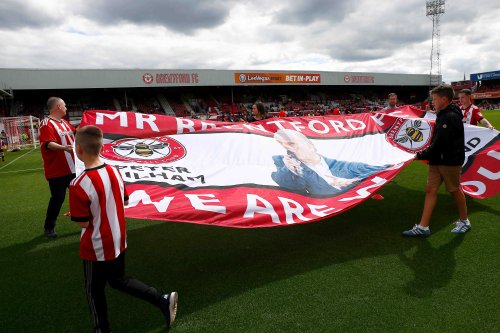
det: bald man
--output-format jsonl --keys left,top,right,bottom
{"left": 39, "top": 97, "right": 76, "bottom": 239}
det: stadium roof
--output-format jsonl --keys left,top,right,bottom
{"left": 0, "top": 68, "right": 437, "bottom": 90}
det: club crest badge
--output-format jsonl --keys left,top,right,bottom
{"left": 142, "top": 73, "right": 154, "bottom": 84}
{"left": 386, "top": 118, "right": 432, "bottom": 153}
{"left": 101, "top": 137, "right": 186, "bottom": 164}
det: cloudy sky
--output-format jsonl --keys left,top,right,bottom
{"left": 1, "top": 0, "right": 498, "bottom": 82}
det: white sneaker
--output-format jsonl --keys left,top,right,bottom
{"left": 451, "top": 220, "right": 471, "bottom": 234}
{"left": 160, "top": 292, "right": 178, "bottom": 329}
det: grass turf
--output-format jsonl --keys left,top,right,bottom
{"left": 0, "top": 111, "right": 499, "bottom": 332}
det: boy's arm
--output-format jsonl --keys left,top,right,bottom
{"left": 474, "top": 108, "right": 494, "bottom": 129}
{"left": 416, "top": 116, "right": 448, "bottom": 160}
{"left": 120, "top": 170, "right": 129, "bottom": 207}
{"left": 479, "top": 118, "right": 494, "bottom": 130}
{"left": 123, "top": 186, "right": 129, "bottom": 207}
{"left": 71, "top": 214, "right": 90, "bottom": 229}
{"left": 69, "top": 183, "right": 91, "bottom": 229}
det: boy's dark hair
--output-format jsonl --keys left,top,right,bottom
{"left": 388, "top": 92, "right": 397, "bottom": 98}
{"left": 76, "top": 125, "right": 103, "bottom": 155}
{"left": 459, "top": 88, "right": 472, "bottom": 95}
{"left": 47, "top": 97, "right": 61, "bottom": 111}
{"left": 430, "top": 84, "right": 455, "bottom": 102}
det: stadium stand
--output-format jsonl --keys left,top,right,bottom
{"left": 0, "top": 85, "right": 437, "bottom": 124}
{"left": 2, "top": 68, "right": 497, "bottom": 125}
{"left": 165, "top": 93, "right": 189, "bottom": 118}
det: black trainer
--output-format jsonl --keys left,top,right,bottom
{"left": 159, "top": 292, "right": 178, "bottom": 329}
{"left": 44, "top": 229, "right": 58, "bottom": 239}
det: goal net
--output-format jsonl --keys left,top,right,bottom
{"left": 0, "top": 116, "right": 40, "bottom": 151}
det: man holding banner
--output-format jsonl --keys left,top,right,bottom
{"left": 383, "top": 93, "right": 399, "bottom": 110}
{"left": 39, "top": 97, "right": 76, "bottom": 239}
{"left": 459, "top": 89, "right": 494, "bottom": 130}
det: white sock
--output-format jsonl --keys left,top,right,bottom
{"left": 418, "top": 225, "right": 429, "bottom": 230}
{"left": 460, "top": 219, "right": 470, "bottom": 225}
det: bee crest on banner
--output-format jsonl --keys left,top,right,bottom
{"left": 101, "top": 137, "right": 186, "bottom": 164}
{"left": 386, "top": 118, "right": 432, "bottom": 153}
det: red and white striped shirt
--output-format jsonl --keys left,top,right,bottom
{"left": 39, "top": 117, "right": 76, "bottom": 179}
{"left": 461, "top": 104, "right": 484, "bottom": 126}
{"left": 69, "top": 164, "right": 129, "bottom": 261}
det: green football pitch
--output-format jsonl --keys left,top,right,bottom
{"left": 0, "top": 111, "right": 499, "bottom": 332}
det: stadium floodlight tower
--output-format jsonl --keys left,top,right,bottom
{"left": 426, "top": 0, "right": 445, "bottom": 87}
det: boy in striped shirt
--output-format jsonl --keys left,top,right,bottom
{"left": 69, "top": 125, "right": 178, "bottom": 332}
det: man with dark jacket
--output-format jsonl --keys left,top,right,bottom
{"left": 403, "top": 84, "right": 470, "bottom": 237}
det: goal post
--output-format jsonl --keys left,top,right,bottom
{"left": 0, "top": 116, "right": 40, "bottom": 151}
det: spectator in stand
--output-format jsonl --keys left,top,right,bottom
{"left": 384, "top": 93, "right": 398, "bottom": 110}
{"left": 39, "top": 97, "right": 76, "bottom": 239}
{"left": 248, "top": 102, "right": 268, "bottom": 122}
{"left": 278, "top": 107, "right": 287, "bottom": 118}
{"left": 458, "top": 89, "right": 494, "bottom": 130}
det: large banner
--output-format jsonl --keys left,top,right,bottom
{"left": 79, "top": 107, "right": 499, "bottom": 228}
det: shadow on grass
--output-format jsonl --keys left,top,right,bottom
{"left": 398, "top": 235, "right": 465, "bottom": 298}
{"left": 0, "top": 186, "right": 496, "bottom": 332}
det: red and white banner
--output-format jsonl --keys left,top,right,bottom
{"left": 79, "top": 107, "right": 499, "bottom": 228}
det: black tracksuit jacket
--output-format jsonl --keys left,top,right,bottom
{"left": 416, "top": 103, "right": 465, "bottom": 166}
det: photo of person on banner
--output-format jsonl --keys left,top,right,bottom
{"left": 271, "top": 129, "right": 387, "bottom": 196}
